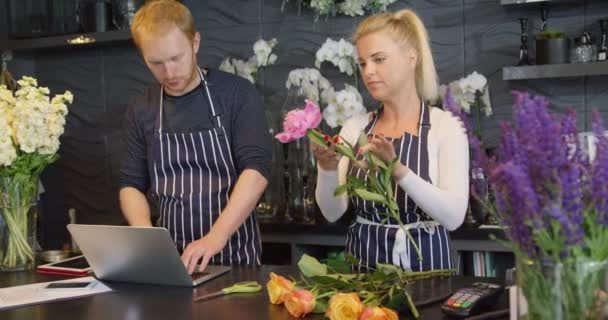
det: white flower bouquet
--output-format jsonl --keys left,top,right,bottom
{"left": 0, "top": 76, "right": 72, "bottom": 270}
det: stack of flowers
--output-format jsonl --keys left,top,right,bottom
{"left": 219, "top": 38, "right": 278, "bottom": 83}
{"left": 446, "top": 90, "right": 608, "bottom": 319}
{"left": 267, "top": 254, "right": 451, "bottom": 319}
{"left": 0, "top": 76, "right": 72, "bottom": 270}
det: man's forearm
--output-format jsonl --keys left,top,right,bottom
{"left": 120, "top": 187, "right": 153, "bottom": 227}
{"left": 208, "top": 169, "right": 268, "bottom": 241}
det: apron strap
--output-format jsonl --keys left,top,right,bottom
{"left": 158, "top": 66, "right": 223, "bottom": 134}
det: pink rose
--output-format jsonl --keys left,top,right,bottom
{"left": 284, "top": 289, "right": 316, "bottom": 318}
{"left": 275, "top": 99, "right": 322, "bottom": 143}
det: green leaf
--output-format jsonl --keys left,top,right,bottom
{"left": 307, "top": 129, "right": 326, "bottom": 147}
{"left": 347, "top": 176, "right": 366, "bottom": 189}
{"left": 334, "top": 184, "right": 349, "bottom": 197}
{"left": 376, "top": 263, "right": 401, "bottom": 275}
{"left": 354, "top": 189, "right": 387, "bottom": 204}
{"left": 309, "top": 276, "right": 350, "bottom": 290}
{"left": 312, "top": 298, "right": 328, "bottom": 314}
{"left": 335, "top": 144, "right": 357, "bottom": 162}
{"left": 369, "top": 154, "right": 388, "bottom": 170}
{"left": 298, "top": 254, "right": 328, "bottom": 277}
{"left": 358, "top": 131, "right": 369, "bottom": 147}
{"left": 327, "top": 259, "right": 352, "bottom": 274}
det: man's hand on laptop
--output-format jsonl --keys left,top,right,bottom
{"left": 181, "top": 232, "right": 229, "bottom": 274}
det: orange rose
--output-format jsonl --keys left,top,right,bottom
{"left": 284, "top": 289, "right": 316, "bottom": 318}
{"left": 359, "top": 307, "right": 399, "bottom": 320}
{"left": 267, "top": 272, "right": 295, "bottom": 304}
{"left": 326, "top": 292, "right": 365, "bottom": 320}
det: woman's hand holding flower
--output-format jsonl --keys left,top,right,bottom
{"left": 357, "top": 135, "right": 409, "bottom": 180}
{"left": 311, "top": 135, "right": 342, "bottom": 171}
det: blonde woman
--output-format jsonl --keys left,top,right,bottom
{"left": 313, "top": 10, "right": 469, "bottom": 271}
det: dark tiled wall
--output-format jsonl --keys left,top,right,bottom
{"left": 2, "top": 0, "right": 608, "bottom": 225}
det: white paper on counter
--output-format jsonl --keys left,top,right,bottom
{"left": 0, "top": 276, "right": 113, "bottom": 310}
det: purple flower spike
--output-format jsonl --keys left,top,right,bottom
{"left": 490, "top": 162, "right": 539, "bottom": 257}
{"left": 558, "top": 164, "right": 584, "bottom": 245}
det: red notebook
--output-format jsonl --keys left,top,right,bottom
{"left": 36, "top": 255, "right": 92, "bottom": 277}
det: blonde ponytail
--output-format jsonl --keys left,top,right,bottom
{"left": 353, "top": 9, "right": 439, "bottom": 104}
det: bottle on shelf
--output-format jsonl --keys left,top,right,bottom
{"left": 599, "top": 19, "right": 608, "bottom": 61}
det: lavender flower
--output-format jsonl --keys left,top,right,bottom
{"left": 591, "top": 109, "right": 608, "bottom": 224}
{"left": 490, "top": 162, "right": 539, "bottom": 256}
{"left": 511, "top": 91, "right": 565, "bottom": 193}
{"left": 558, "top": 164, "right": 584, "bottom": 245}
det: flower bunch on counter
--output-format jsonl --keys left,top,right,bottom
{"left": 267, "top": 254, "right": 452, "bottom": 319}
{"left": 219, "top": 38, "right": 278, "bottom": 83}
{"left": 447, "top": 90, "right": 608, "bottom": 319}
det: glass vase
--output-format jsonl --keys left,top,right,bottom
{"left": 256, "top": 106, "right": 286, "bottom": 223}
{"left": 280, "top": 86, "right": 318, "bottom": 225}
{"left": 0, "top": 176, "right": 39, "bottom": 271}
{"left": 517, "top": 258, "right": 608, "bottom": 320}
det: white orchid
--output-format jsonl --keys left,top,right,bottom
{"left": 309, "top": 0, "right": 334, "bottom": 16}
{"left": 219, "top": 38, "right": 278, "bottom": 83}
{"left": 322, "top": 84, "right": 365, "bottom": 128}
{"left": 253, "top": 38, "right": 278, "bottom": 67}
{"left": 441, "top": 71, "right": 492, "bottom": 116}
{"left": 338, "top": 0, "right": 366, "bottom": 16}
{"left": 315, "top": 38, "right": 357, "bottom": 76}
{"left": 282, "top": 0, "right": 396, "bottom": 18}
{"left": 285, "top": 68, "right": 335, "bottom": 105}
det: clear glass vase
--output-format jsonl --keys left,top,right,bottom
{"left": 280, "top": 86, "right": 319, "bottom": 225}
{"left": 256, "top": 107, "right": 286, "bottom": 223}
{"left": 0, "top": 176, "right": 38, "bottom": 271}
{"left": 517, "top": 258, "right": 608, "bottom": 320}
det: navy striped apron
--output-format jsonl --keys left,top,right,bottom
{"left": 150, "top": 67, "right": 261, "bottom": 265}
{"left": 346, "top": 102, "right": 452, "bottom": 271}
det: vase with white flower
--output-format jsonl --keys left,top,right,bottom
{"left": 441, "top": 71, "right": 493, "bottom": 226}
{"left": 0, "top": 76, "right": 72, "bottom": 271}
{"left": 451, "top": 91, "right": 608, "bottom": 319}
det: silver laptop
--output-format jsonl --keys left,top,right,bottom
{"left": 67, "top": 224, "right": 230, "bottom": 287}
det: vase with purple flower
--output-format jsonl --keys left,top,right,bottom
{"left": 453, "top": 91, "right": 608, "bottom": 319}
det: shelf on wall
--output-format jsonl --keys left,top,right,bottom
{"left": 0, "top": 29, "right": 133, "bottom": 52}
{"left": 502, "top": 61, "right": 608, "bottom": 80}
{"left": 500, "top": 0, "right": 551, "bottom": 5}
